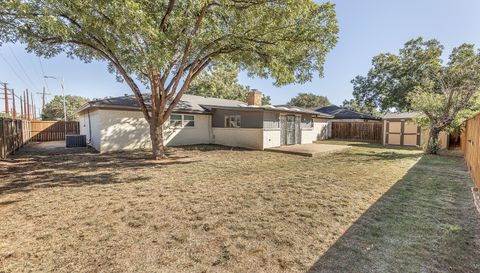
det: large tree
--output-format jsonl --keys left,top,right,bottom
{"left": 351, "top": 38, "right": 480, "bottom": 154}
{"left": 41, "top": 95, "right": 89, "bottom": 121}
{"left": 1, "top": 0, "right": 338, "bottom": 159}
{"left": 287, "top": 92, "right": 330, "bottom": 108}
{"left": 342, "top": 98, "right": 380, "bottom": 116}
{"left": 408, "top": 44, "right": 480, "bottom": 154}
{"left": 187, "top": 62, "right": 271, "bottom": 105}
{"left": 351, "top": 38, "right": 443, "bottom": 112}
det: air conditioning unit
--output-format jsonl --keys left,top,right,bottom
{"left": 66, "top": 134, "right": 87, "bottom": 148}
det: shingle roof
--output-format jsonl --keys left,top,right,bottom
{"left": 77, "top": 94, "right": 245, "bottom": 114}
{"left": 383, "top": 112, "right": 421, "bottom": 119}
{"left": 78, "top": 94, "right": 333, "bottom": 117}
{"left": 314, "top": 105, "right": 381, "bottom": 120}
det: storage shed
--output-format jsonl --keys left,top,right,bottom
{"left": 383, "top": 112, "right": 449, "bottom": 149}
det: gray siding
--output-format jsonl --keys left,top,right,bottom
{"left": 212, "top": 109, "right": 263, "bottom": 128}
{"left": 263, "top": 111, "right": 280, "bottom": 129}
{"left": 211, "top": 109, "right": 315, "bottom": 129}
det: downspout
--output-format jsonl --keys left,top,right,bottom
{"left": 209, "top": 114, "right": 214, "bottom": 144}
{"left": 87, "top": 110, "right": 92, "bottom": 145}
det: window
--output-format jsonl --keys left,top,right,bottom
{"left": 170, "top": 114, "right": 195, "bottom": 128}
{"left": 170, "top": 114, "right": 182, "bottom": 127}
{"left": 224, "top": 115, "right": 241, "bottom": 128}
{"left": 301, "top": 116, "right": 313, "bottom": 128}
{"left": 183, "top": 115, "right": 195, "bottom": 127}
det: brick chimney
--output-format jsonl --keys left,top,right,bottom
{"left": 247, "top": 89, "right": 262, "bottom": 106}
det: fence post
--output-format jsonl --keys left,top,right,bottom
{"left": 1, "top": 118, "right": 6, "bottom": 159}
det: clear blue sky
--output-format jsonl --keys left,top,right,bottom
{"left": 1, "top": 0, "right": 480, "bottom": 114}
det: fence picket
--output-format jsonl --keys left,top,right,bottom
{"left": 30, "top": 121, "right": 80, "bottom": 142}
{"left": 331, "top": 122, "right": 383, "bottom": 143}
{"left": 461, "top": 114, "right": 480, "bottom": 189}
{"left": 0, "top": 119, "right": 80, "bottom": 159}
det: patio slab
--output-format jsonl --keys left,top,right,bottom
{"left": 15, "top": 141, "right": 92, "bottom": 156}
{"left": 265, "top": 143, "right": 350, "bottom": 157}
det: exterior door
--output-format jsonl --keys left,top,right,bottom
{"left": 280, "top": 115, "right": 287, "bottom": 145}
{"left": 295, "top": 116, "right": 301, "bottom": 144}
{"left": 286, "top": 115, "right": 296, "bottom": 145}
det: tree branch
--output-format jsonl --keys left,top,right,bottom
{"left": 160, "top": 0, "right": 175, "bottom": 31}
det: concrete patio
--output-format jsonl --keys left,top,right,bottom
{"left": 14, "top": 141, "right": 92, "bottom": 156}
{"left": 265, "top": 143, "right": 350, "bottom": 157}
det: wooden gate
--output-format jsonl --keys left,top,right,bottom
{"left": 30, "top": 121, "right": 80, "bottom": 142}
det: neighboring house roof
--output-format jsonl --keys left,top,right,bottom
{"left": 314, "top": 105, "right": 381, "bottom": 120}
{"left": 78, "top": 94, "right": 333, "bottom": 117}
{"left": 383, "top": 112, "right": 421, "bottom": 119}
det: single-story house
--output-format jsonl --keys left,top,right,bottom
{"left": 313, "top": 105, "right": 381, "bottom": 138}
{"left": 383, "top": 112, "right": 448, "bottom": 149}
{"left": 77, "top": 90, "right": 333, "bottom": 153}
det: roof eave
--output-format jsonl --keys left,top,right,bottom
{"left": 77, "top": 104, "right": 210, "bottom": 115}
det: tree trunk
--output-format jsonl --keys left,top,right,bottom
{"left": 426, "top": 127, "right": 441, "bottom": 154}
{"left": 149, "top": 121, "right": 167, "bottom": 160}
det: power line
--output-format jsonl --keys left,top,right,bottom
{"left": 0, "top": 52, "right": 32, "bottom": 89}
{"left": 8, "top": 46, "right": 39, "bottom": 90}
{"left": 38, "top": 57, "right": 50, "bottom": 90}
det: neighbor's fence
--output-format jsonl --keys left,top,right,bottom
{"left": 30, "top": 121, "right": 80, "bottom": 142}
{"left": 331, "top": 122, "right": 383, "bottom": 143}
{"left": 461, "top": 113, "right": 480, "bottom": 189}
{"left": 0, "top": 118, "right": 31, "bottom": 159}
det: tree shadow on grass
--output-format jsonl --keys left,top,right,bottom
{"left": 317, "top": 140, "right": 422, "bottom": 151}
{"left": 344, "top": 151, "right": 422, "bottom": 162}
{"left": 308, "top": 155, "right": 480, "bottom": 273}
{"left": 0, "top": 145, "right": 229, "bottom": 196}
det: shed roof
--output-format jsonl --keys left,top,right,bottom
{"left": 314, "top": 105, "right": 381, "bottom": 120}
{"left": 383, "top": 112, "right": 421, "bottom": 119}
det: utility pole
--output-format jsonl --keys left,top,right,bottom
{"left": 23, "top": 90, "right": 26, "bottom": 119}
{"left": 44, "top": 76, "right": 67, "bottom": 135}
{"left": 4, "top": 83, "right": 9, "bottom": 117}
{"left": 26, "top": 89, "right": 30, "bottom": 120}
{"left": 31, "top": 91, "right": 35, "bottom": 120}
{"left": 12, "top": 89, "right": 16, "bottom": 119}
{"left": 36, "top": 87, "right": 51, "bottom": 117}
{"left": 20, "top": 95, "right": 23, "bottom": 119}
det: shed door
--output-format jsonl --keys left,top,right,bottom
{"left": 387, "top": 122, "right": 402, "bottom": 145}
{"left": 403, "top": 121, "right": 419, "bottom": 146}
{"left": 386, "top": 120, "right": 420, "bottom": 146}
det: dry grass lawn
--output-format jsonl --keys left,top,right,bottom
{"left": 0, "top": 141, "right": 478, "bottom": 272}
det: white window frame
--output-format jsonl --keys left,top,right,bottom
{"left": 169, "top": 114, "right": 195, "bottom": 128}
{"left": 224, "top": 115, "right": 241, "bottom": 128}
{"left": 301, "top": 116, "right": 313, "bottom": 128}
{"left": 182, "top": 114, "right": 195, "bottom": 127}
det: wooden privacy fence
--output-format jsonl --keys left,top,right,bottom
{"left": 461, "top": 113, "right": 480, "bottom": 189}
{"left": 0, "top": 118, "right": 31, "bottom": 159}
{"left": 30, "top": 121, "right": 80, "bottom": 142}
{"left": 331, "top": 122, "right": 383, "bottom": 143}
